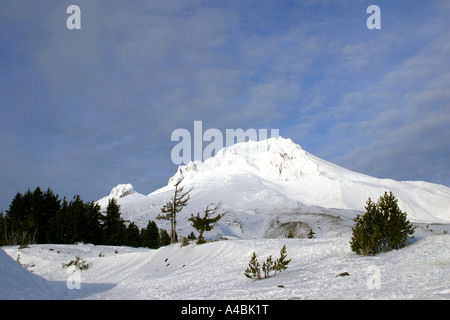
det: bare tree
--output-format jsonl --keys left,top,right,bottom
{"left": 158, "top": 178, "right": 193, "bottom": 244}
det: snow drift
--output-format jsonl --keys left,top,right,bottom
{"left": 2, "top": 233, "right": 449, "bottom": 299}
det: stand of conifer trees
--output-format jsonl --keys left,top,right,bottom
{"left": 0, "top": 187, "right": 170, "bottom": 249}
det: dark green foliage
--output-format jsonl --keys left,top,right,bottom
{"left": 0, "top": 210, "right": 6, "bottom": 246}
{"left": 3, "top": 187, "right": 60, "bottom": 246}
{"left": 158, "top": 228, "right": 171, "bottom": 247}
{"left": 68, "top": 198, "right": 103, "bottom": 245}
{"left": 140, "top": 221, "right": 174, "bottom": 249}
{"left": 244, "top": 251, "right": 261, "bottom": 280}
{"left": 32, "top": 187, "right": 61, "bottom": 243}
{"left": 47, "top": 197, "right": 70, "bottom": 244}
{"left": 350, "top": 191, "right": 415, "bottom": 255}
{"left": 262, "top": 255, "right": 274, "bottom": 279}
{"left": 141, "top": 220, "right": 160, "bottom": 249}
{"left": 275, "top": 244, "right": 292, "bottom": 275}
{"left": 1, "top": 185, "right": 225, "bottom": 249}
{"left": 187, "top": 231, "right": 196, "bottom": 240}
{"left": 61, "top": 196, "right": 103, "bottom": 244}
{"left": 103, "top": 198, "right": 126, "bottom": 246}
{"left": 81, "top": 201, "right": 104, "bottom": 244}
{"left": 124, "top": 222, "right": 141, "bottom": 247}
{"left": 188, "top": 202, "right": 224, "bottom": 244}
{"left": 2, "top": 186, "right": 137, "bottom": 247}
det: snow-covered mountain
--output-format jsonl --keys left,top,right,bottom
{"left": 99, "top": 137, "right": 450, "bottom": 239}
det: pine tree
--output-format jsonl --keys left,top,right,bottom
{"left": 141, "top": 220, "right": 160, "bottom": 249}
{"left": 103, "top": 198, "right": 126, "bottom": 246}
{"left": 307, "top": 229, "right": 316, "bottom": 239}
{"left": 244, "top": 245, "right": 291, "bottom": 280}
{"left": 158, "top": 228, "right": 171, "bottom": 247}
{"left": 124, "top": 222, "right": 141, "bottom": 247}
{"left": 0, "top": 210, "right": 6, "bottom": 246}
{"left": 159, "top": 178, "right": 192, "bottom": 244}
{"left": 66, "top": 195, "right": 91, "bottom": 243}
{"left": 377, "top": 191, "right": 415, "bottom": 250}
{"left": 187, "top": 231, "right": 196, "bottom": 241}
{"left": 82, "top": 201, "right": 103, "bottom": 245}
{"left": 350, "top": 198, "right": 379, "bottom": 255}
{"left": 274, "top": 244, "right": 292, "bottom": 276}
{"left": 47, "top": 197, "right": 70, "bottom": 244}
{"left": 244, "top": 252, "right": 261, "bottom": 280}
{"left": 350, "top": 192, "right": 415, "bottom": 255}
{"left": 4, "top": 187, "right": 60, "bottom": 245}
{"left": 188, "top": 202, "right": 225, "bottom": 244}
{"left": 262, "top": 255, "right": 274, "bottom": 279}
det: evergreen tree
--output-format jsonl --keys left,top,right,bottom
{"left": 4, "top": 187, "right": 60, "bottom": 245}
{"left": 46, "top": 196, "right": 103, "bottom": 245}
{"left": 82, "top": 200, "right": 103, "bottom": 244}
{"left": 158, "top": 228, "right": 171, "bottom": 247}
{"left": 5, "top": 190, "right": 37, "bottom": 245}
{"left": 0, "top": 210, "right": 6, "bottom": 246}
{"left": 262, "top": 255, "right": 274, "bottom": 279}
{"left": 244, "top": 252, "right": 261, "bottom": 280}
{"left": 124, "top": 222, "right": 141, "bottom": 247}
{"left": 188, "top": 202, "right": 225, "bottom": 244}
{"left": 244, "top": 245, "right": 291, "bottom": 280}
{"left": 350, "top": 191, "right": 415, "bottom": 255}
{"left": 274, "top": 244, "right": 292, "bottom": 276}
{"left": 67, "top": 195, "right": 89, "bottom": 243}
{"left": 35, "top": 187, "right": 61, "bottom": 243}
{"left": 103, "top": 198, "right": 126, "bottom": 246}
{"left": 47, "top": 197, "right": 70, "bottom": 244}
{"left": 187, "top": 231, "right": 196, "bottom": 241}
{"left": 350, "top": 198, "right": 379, "bottom": 255}
{"left": 141, "top": 220, "right": 159, "bottom": 249}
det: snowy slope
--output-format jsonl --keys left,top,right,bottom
{"left": 2, "top": 229, "right": 450, "bottom": 300}
{"left": 0, "top": 248, "right": 55, "bottom": 299}
{"left": 99, "top": 137, "right": 450, "bottom": 240}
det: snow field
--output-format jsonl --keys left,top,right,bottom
{"left": 2, "top": 231, "right": 449, "bottom": 300}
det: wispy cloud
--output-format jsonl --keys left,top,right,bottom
{"left": 0, "top": 0, "right": 448, "bottom": 210}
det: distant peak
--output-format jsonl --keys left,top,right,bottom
{"left": 97, "top": 183, "right": 135, "bottom": 209}
{"left": 108, "top": 183, "right": 135, "bottom": 198}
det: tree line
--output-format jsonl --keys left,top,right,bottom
{"left": 0, "top": 186, "right": 172, "bottom": 248}
{"left": 0, "top": 181, "right": 225, "bottom": 248}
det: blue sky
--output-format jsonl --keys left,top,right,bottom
{"left": 0, "top": 0, "right": 449, "bottom": 210}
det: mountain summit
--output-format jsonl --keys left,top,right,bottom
{"left": 170, "top": 137, "right": 365, "bottom": 183}
{"left": 101, "top": 137, "right": 450, "bottom": 239}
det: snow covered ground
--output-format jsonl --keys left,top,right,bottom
{"left": 1, "top": 225, "right": 449, "bottom": 300}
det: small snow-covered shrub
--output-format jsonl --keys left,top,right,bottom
{"left": 62, "top": 256, "right": 90, "bottom": 271}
